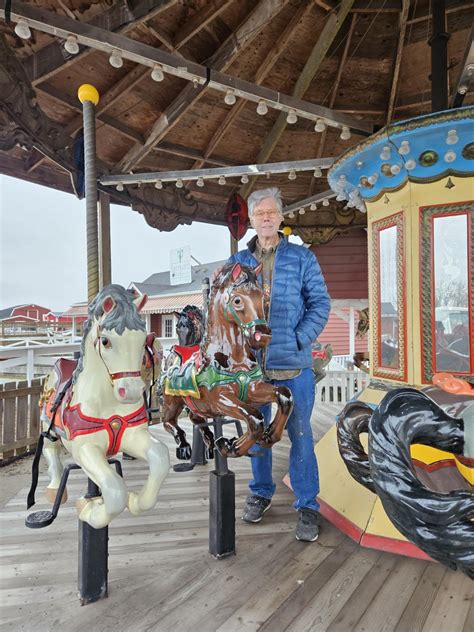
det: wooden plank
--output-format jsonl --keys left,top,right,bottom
{"left": 241, "top": 0, "right": 356, "bottom": 197}
{"left": 14, "top": 380, "right": 28, "bottom": 456}
{"left": 353, "top": 557, "right": 429, "bottom": 631}
{"left": 2, "top": 382, "right": 17, "bottom": 460}
{"left": 420, "top": 570, "right": 474, "bottom": 632}
{"left": 0, "top": 385, "right": 43, "bottom": 399}
{"left": 394, "top": 563, "right": 447, "bottom": 632}
{"left": 172, "top": 0, "right": 234, "bottom": 48}
{"left": 462, "top": 599, "right": 474, "bottom": 632}
{"left": 29, "top": 377, "right": 43, "bottom": 442}
{"left": 117, "top": 0, "right": 292, "bottom": 171}
{"left": 386, "top": 0, "right": 410, "bottom": 123}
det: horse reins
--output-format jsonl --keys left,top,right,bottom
{"left": 223, "top": 288, "right": 267, "bottom": 335}
{"left": 94, "top": 325, "right": 143, "bottom": 386}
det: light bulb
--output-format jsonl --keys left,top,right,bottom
{"left": 310, "top": 203, "right": 317, "bottom": 211}
{"left": 109, "top": 49, "right": 123, "bottom": 68}
{"left": 116, "top": 182, "right": 124, "bottom": 192}
{"left": 398, "top": 140, "right": 410, "bottom": 155}
{"left": 288, "top": 211, "right": 295, "bottom": 219}
{"left": 313, "top": 167, "right": 322, "bottom": 178}
{"left": 444, "top": 150, "right": 456, "bottom": 163}
{"left": 446, "top": 129, "right": 458, "bottom": 145}
{"left": 340, "top": 126, "right": 351, "bottom": 140}
{"left": 218, "top": 175, "right": 226, "bottom": 185}
{"left": 322, "top": 198, "right": 330, "bottom": 206}
{"left": 299, "top": 207, "right": 305, "bottom": 215}
{"left": 314, "top": 119, "right": 326, "bottom": 132}
{"left": 176, "top": 178, "right": 183, "bottom": 188}
{"left": 151, "top": 65, "right": 164, "bottom": 82}
{"left": 14, "top": 19, "right": 31, "bottom": 40}
{"left": 380, "top": 145, "right": 391, "bottom": 161}
{"left": 286, "top": 109, "right": 297, "bottom": 124}
{"left": 224, "top": 89, "right": 236, "bottom": 105}
{"left": 256, "top": 100, "right": 268, "bottom": 115}
{"left": 288, "top": 169, "right": 297, "bottom": 180}
{"left": 197, "top": 177, "right": 204, "bottom": 187}
{"left": 405, "top": 159, "right": 416, "bottom": 170}
{"left": 241, "top": 174, "right": 249, "bottom": 184}
{"left": 390, "top": 163, "right": 402, "bottom": 175}
{"left": 155, "top": 180, "right": 163, "bottom": 189}
{"left": 64, "top": 35, "right": 79, "bottom": 55}
{"left": 368, "top": 174, "right": 378, "bottom": 185}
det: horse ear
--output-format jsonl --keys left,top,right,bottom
{"left": 231, "top": 263, "right": 242, "bottom": 282}
{"left": 134, "top": 293, "right": 147, "bottom": 312}
{"left": 254, "top": 263, "right": 263, "bottom": 276}
{"left": 102, "top": 296, "right": 116, "bottom": 314}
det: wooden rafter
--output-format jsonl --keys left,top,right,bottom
{"left": 241, "top": 0, "right": 355, "bottom": 197}
{"left": 407, "top": 0, "right": 474, "bottom": 25}
{"left": 23, "top": 0, "right": 178, "bottom": 86}
{"left": 386, "top": 0, "right": 410, "bottom": 124}
{"left": 116, "top": 0, "right": 292, "bottom": 172}
{"left": 191, "top": 0, "right": 314, "bottom": 171}
{"left": 172, "top": 0, "right": 234, "bottom": 48}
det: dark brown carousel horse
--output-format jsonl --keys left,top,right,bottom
{"left": 161, "top": 263, "right": 293, "bottom": 458}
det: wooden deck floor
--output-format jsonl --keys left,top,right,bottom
{"left": 1, "top": 405, "right": 473, "bottom": 632}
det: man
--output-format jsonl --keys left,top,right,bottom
{"left": 228, "top": 187, "right": 331, "bottom": 542}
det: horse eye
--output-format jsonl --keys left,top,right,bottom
{"left": 101, "top": 336, "right": 111, "bottom": 348}
{"left": 233, "top": 296, "right": 242, "bottom": 305}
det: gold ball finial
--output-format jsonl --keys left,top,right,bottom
{"left": 78, "top": 84, "right": 100, "bottom": 106}
{"left": 282, "top": 226, "right": 292, "bottom": 236}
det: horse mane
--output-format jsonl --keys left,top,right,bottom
{"left": 72, "top": 285, "right": 146, "bottom": 384}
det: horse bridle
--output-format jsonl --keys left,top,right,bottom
{"left": 223, "top": 286, "right": 267, "bottom": 335}
{"left": 94, "top": 325, "right": 145, "bottom": 386}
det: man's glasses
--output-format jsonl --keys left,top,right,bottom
{"left": 253, "top": 209, "right": 280, "bottom": 219}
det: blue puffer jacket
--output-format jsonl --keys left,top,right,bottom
{"left": 229, "top": 235, "right": 331, "bottom": 370}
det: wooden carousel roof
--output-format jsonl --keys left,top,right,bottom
{"left": 0, "top": 0, "right": 473, "bottom": 240}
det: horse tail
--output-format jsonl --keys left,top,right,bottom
{"left": 369, "top": 387, "right": 474, "bottom": 578}
{"left": 337, "top": 401, "right": 376, "bottom": 493}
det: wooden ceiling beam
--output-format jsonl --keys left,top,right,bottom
{"left": 191, "top": 0, "right": 314, "bottom": 171}
{"left": 241, "top": 0, "right": 355, "bottom": 197}
{"left": 21, "top": 0, "right": 178, "bottom": 86}
{"left": 116, "top": 0, "right": 293, "bottom": 172}
{"left": 386, "top": 0, "right": 410, "bottom": 124}
{"left": 172, "top": 0, "right": 234, "bottom": 48}
{"left": 315, "top": 0, "right": 402, "bottom": 12}
{"left": 154, "top": 143, "right": 235, "bottom": 168}
{"left": 407, "top": 0, "right": 474, "bottom": 25}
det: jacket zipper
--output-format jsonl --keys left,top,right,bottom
{"left": 263, "top": 246, "right": 278, "bottom": 373}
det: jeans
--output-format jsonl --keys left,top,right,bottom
{"left": 248, "top": 367, "right": 320, "bottom": 511}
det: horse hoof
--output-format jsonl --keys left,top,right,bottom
{"left": 45, "top": 487, "right": 68, "bottom": 505}
{"left": 176, "top": 445, "right": 192, "bottom": 460}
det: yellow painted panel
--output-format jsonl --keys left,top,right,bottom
{"left": 410, "top": 443, "right": 456, "bottom": 464}
{"left": 365, "top": 496, "right": 409, "bottom": 541}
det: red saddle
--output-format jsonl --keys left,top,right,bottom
{"left": 172, "top": 344, "right": 202, "bottom": 371}
{"left": 53, "top": 358, "right": 77, "bottom": 395}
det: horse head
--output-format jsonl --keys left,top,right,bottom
{"left": 213, "top": 262, "right": 271, "bottom": 350}
{"left": 76, "top": 285, "right": 148, "bottom": 405}
{"left": 176, "top": 304, "right": 204, "bottom": 346}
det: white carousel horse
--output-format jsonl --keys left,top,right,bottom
{"left": 34, "top": 285, "right": 169, "bottom": 529}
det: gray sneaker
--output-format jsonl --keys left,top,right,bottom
{"left": 295, "top": 508, "right": 320, "bottom": 542}
{"left": 241, "top": 495, "right": 272, "bottom": 523}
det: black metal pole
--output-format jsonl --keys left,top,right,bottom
{"left": 209, "top": 417, "right": 235, "bottom": 558}
{"left": 78, "top": 479, "right": 108, "bottom": 605}
{"left": 429, "top": 0, "right": 449, "bottom": 112}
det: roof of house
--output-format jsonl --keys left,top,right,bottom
{"left": 141, "top": 292, "right": 204, "bottom": 315}
{"left": 0, "top": 306, "right": 23, "bottom": 321}
{"left": 132, "top": 260, "right": 226, "bottom": 298}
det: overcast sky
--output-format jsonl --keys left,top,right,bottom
{"left": 0, "top": 175, "right": 236, "bottom": 311}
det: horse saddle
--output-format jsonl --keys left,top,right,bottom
{"left": 164, "top": 348, "right": 202, "bottom": 398}
{"left": 46, "top": 358, "right": 77, "bottom": 415}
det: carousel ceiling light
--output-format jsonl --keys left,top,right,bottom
{"left": 314, "top": 119, "right": 326, "bottom": 133}
{"left": 398, "top": 140, "right": 410, "bottom": 155}
{"left": 322, "top": 198, "right": 330, "bottom": 206}
{"left": 176, "top": 178, "right": 183, "bottom": 188}
{"left": 256, "top": 100, "right": 268, "bottom": 115}
{"left": 14, "top": 19, "right": 31, "bottom": 40}
{"left": 286, "top": 109, "right": 297, "bottom": 124}
{"left": 218, "top": 175, "right": 226, "bottom": 185}
{"left": 116, "top": 182, "right": 124, "bottom": 192}
{"left": 390, "top": 163, "right": 402, "bottom": 175}
{"left": 240, "top": 174, "right": 249, "bottom": 184}
{"left": 155, "top": 180, "right": 163, "bottom": 189}
{"left": 405, "top": 159, "right": 416, "bottom": 170}
{"left": 446, "top": 129, "right": 459, "bottom": 145}
{"left": 298, "top": 207, "right": 305, "bottom": 215}
{"left": 444, "top": 150, "right": 457, "bottom": 162}
{"left": 224, "top": 89, "right": 236, "bottom": 105}
{"left": 109, "top": 49, "right": 123, "bottom": 68}
{"left": 288, "top": 211, "right": 295, "bottom": 218}
{"left": 380, "top": 146, "right": 391, "bottom": 161}
{"left": 64, "top": 35, "right": 80, "bottom": 55}
{"left": 368, "top": 173, "right": 378, "bottom": 185}
{"left": 288, "top": 169, "right": 297, "bottom": 180}
{"left": 313, "top": 167, "right": 322, "bottom": 178}
{"left": 151, "top": 65, "right": 164, "bottom": 82}
{"left": 196, "top": 177, "right": 204, "bottom": 187}
{"left": 310, "top": 203, "right": 317, "bottom": 211}
{"left": 340, "top": 126, "right": 351, "bottom": 140}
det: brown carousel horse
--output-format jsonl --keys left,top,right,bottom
{"left": 161, "top": 263, "right": 293, "bottom": 458}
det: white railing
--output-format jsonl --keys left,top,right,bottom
{"left": 316, "top": 370, "right": 369, "bottom": 404}
{"left": 0, "top": 342, "right": 81, "bottom": 384}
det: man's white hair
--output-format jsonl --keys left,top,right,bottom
{"left": 247, "top": 187, "right": 283, "bottom": 217}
